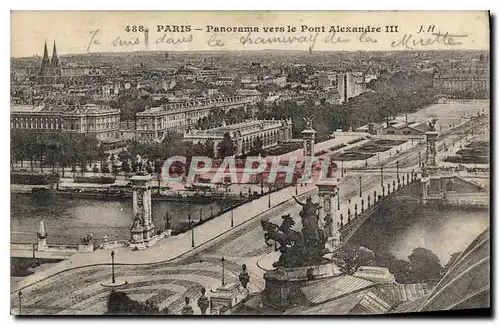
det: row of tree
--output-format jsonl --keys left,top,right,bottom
{"left": 10, "top": 131, "right": 106, "bottom": 175}
{"left": 257, "top": 70, "right": 438, "bottom": 140}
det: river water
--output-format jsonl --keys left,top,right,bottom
{"left": 10, "top": 194, "right": 221, "bottom": 245}
{"left": 348, "top": 201, "right": 490, "bottom": 265}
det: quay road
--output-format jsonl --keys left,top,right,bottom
{"left": 10, "top": 118, "right": 486, "bottom": 315}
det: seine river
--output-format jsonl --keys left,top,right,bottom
{"left": 10, "top": 194, "right": 221, "bottom": 245}
{"left": 349, "top": 201, "right": 490, "bottom": 265}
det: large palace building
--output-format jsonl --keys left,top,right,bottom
{"left": 183, "top": 119, "right": 293, "bottom": 156}
{"left": 135, "top": 95, "right": 260, "bottom": 142}
{"left": 433, "top": 67, "right": 489, "bottom": 95}
{"left": 10, "top": 103, "right": 121, "bottom": 141}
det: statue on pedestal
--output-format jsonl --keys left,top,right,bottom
{"left": 135, "top": 154, "right": 147, "bottom": 175}
{"left": 303, "top": 115, "right": 315, "bottom": 129}
{"left": 197, "top": 287, "right": 209, "bottom": 315}
{"left": 80, "top": 233, "right": 93, "bottom": 245}
{"left": 428, "top": 116, "right": 438, "bottom": 131}
{"left": 294, "top": 196, "right": 322, "bottom": 236}
{"left": 130, "top": 213, "right": 145, "bottom": 244}
{"left": 181, "top": 297, "right": 194, "bottom": 315}
{"left": 239, "top": 264, "right": 250, "bottom": 289}
{"left": 260, "top": 197, "right": 328, "bottom": 268}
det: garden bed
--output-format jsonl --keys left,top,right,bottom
{"left": 330, "top": 151, "right": 375, "bottom": 161}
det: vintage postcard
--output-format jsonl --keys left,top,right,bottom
{"left": 10, "top": 11, "right": 490, "bottom": 316}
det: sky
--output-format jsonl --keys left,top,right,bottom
{"left": 11, "top": 11, "right": 489, "bottom": 57}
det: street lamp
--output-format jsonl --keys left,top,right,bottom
{"left": 418, "top": 151, "right": 421, "bottom": 167}
{"left": 188, "top": 214, "right": 194, "bottom": 248}
{"left": 32, "top": 243, "right": 36, "bottom": 260}
{"left": 359, "top": 176, "right": 362, "bottom": 197}
{"left": 231, "top": 208, "right": 234, "bottom": 227}
{"left": 337, "top": 189, "right": 340, "bottom": 210}
{"left": 396, "top": 160, "right": 400, "bottom": 180}
{"left": 380, "top": 166, "right": 384, "bottom": 187}
{"left": 268, "top": 185, "right": 272, "bottom": 208}
{"left": 18, "top": 291, "right": 22, "bottom": 315}
{"left": 221, "top": 256, "right": 226, "bottom": 286}
{"left": 111, "top": 250, "right": 115, "bottom": 284}
{"left": 341, "top": 160, "right": 344, "bottom": 177}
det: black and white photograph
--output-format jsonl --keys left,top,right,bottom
{"left": 9, "top": 10, "right": 490, "bottom": 316}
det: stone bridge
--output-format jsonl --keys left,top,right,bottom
{"left": 339, "top": 173, "right": 421, "bottom": 245}
{"left": 338, "top": 171, "right": 489, "bottom": 245}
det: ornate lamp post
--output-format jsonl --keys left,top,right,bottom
{"left": 18, "top": 291, "right": 22, "bottom": 315}
{"left": 111, "top": 250, "right": 116, "bottom": 284}
{"left": 188, "top": 214, "right": 194, "bottom": 248}
{"left": 221, "top": 256, "right": 226, "bottom": 286}
{"left": 359, "top": 176, "right": 362, "bottom": 197}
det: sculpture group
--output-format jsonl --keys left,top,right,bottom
{"left": 261, "top": 196, "right": 330, "bottom": 268}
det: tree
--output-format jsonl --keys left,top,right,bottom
{"left": 333, "top": 245, "right": 376, "bottom": 275}
{"left": 407, "top": 247, "right": 444, "bottom": 283}
{"left": 250, "top": 136, "right": 263, "bottom": 155}
{"left": 217, "top": 132, "right": 236, "bottom": 158}
{"left": 106, "top": 290, "right": 168, "bottom": 315}
{"left": 389, "top": 259, "right": 411, "bottom": 284}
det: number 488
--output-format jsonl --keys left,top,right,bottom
{"left": 125, "top": 25, "right": 145, "bottom": 32}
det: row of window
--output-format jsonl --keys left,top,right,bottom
{"left": 11, "top": 119, "right": 119, "bottom": 131}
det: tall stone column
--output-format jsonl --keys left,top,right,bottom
{"left": 129, "top": 174, "right": 156, "bottom": 250}
{"left": 421, "top": 119, "right": 441, "bottom": 206}
{"left": 316, "top": 181, "right": 340, "bottom": 252}
{"left": 425, "top": 130, "right": 439, "bottom": 171}
{"left": 301, "top": 116, "right": 316, "bottom": 157}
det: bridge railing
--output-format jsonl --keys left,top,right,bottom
{"left": 339, "top": 172, "right": 421, "bottom": 242}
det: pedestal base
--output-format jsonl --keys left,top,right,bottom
{"left": 210, "top": 282, "right": 249, "bottom": 315}
{"left": 325, "top": 234, "right": 341, "bottom": 253}
{"left": 262, "top": 262, "right": 342, "bottom": 309}
{"left": 129, "top": 234, "right": 161, "bottom": 250}
{"left": 101, "top": 280, "right": 128, "bottom": 288}
{"left": 37, "top": 239, "right": 48, "bottom": 252}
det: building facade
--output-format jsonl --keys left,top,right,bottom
{"left": 135, "top": 95, "right": 260, "bottom": 142}
{"left": 11, "top": 103, "right": 121, "bottom": 141}
{"left": 183, "top": 119, "right": 293, "bottom": 156}
{"left": 433, "top": 67, "right": 489, "bottom": 95}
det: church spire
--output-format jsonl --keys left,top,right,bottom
{"left": 51, "top": 40, "right": 59, "bottom": 68}
{"left": 40, "top": 40, "right": 50, "bottom": 71}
